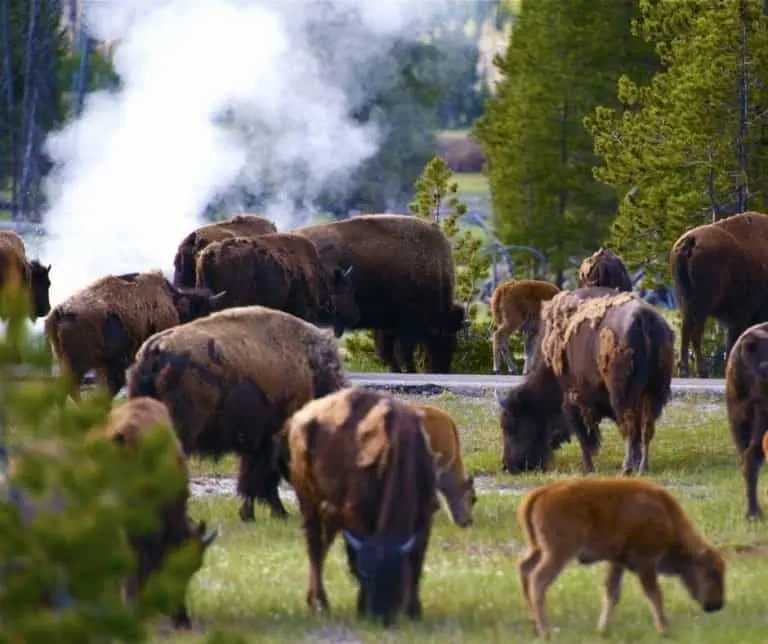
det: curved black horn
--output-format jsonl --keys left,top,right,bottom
{"left": 202, "top": 527, "right": 219, "bottom": 548}
{"left": 399, "top": 534, "right": 417, "bottom": 554}
{"left": 343, "top": 530, "right": 364, "bottom": 551}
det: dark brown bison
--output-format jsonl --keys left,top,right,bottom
{"left": 490, "top": 279, "right": 560, "bottom": 375}
{"left": 286, "top": 387, "right": 438, "bottom": 625}
{"left": 0, "top": 230, "right": 52, "bottom": 319}
{"left": 724, "top": 321, "right": 768, "bottom": 519}
{"left": 126, "top": 305, "right": 348, "bottom": 523}
{"left": 577, "top": 248, "right": 633, "bottom": 292}
{"left": 670, "top": 211, "right": 768, "bottom": 377}
{"left": 295, "top": 214, "right": 466, "bottom": 372}
{"left": 45, "top": 271, "right": 226, "bottom": 401}
{"left": 195, "top": 233, "right": 359, "bottom": 334}
{"left": 497, "top": 287, "right": 674, "bottom": 475}
{"left": 172, "top": 214, "right": 276, "bottom": 288}
{"left": 518, "top": 478, "right": 725, "bottom": 637}
{"left": 102, "top": 397, "right": 218, "bottom": 628}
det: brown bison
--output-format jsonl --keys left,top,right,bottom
{"left": 45, "top": 271, "right": 227, "bottom": 401}
{"left": 296, "top": 214, "right": 466, "bottom": 373}
{"left": 577, "top": 248, "right": 633, "bottom": 292}
{"left": 172, "top": 214, "right": 277, "bottom": 288}
{"left": 126, "top": 305, "right": 348, "bottom": 522}
{"left": 497, "top": 287, "right": 675, "bottom": 475}
{"left": 724, "top": 321, "right": 768, "bottom": 519}
{"left": 195, "top": 233, "right": 359, "bottom": 335}
{"left": 0, "top": 230, "right": 52, "bottom": 320}
{"left": 286, "top": 387, "right": 438, "bottom": 625}
{"left": 670, "top": 211, "right": 768, "bottom": 377}
{"left": 490, "top": 279, "right": 560, "bottom": 375}
{"left": 102, "top": 397, "right": 218, "bottom": 628}
{"left": 517, "top": 478, "right": 726, "bottom": 637}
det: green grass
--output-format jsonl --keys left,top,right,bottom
{"left": 453, "top": 172, "right": 489, "bottom": 195}
{"left": 156, "top": 393, "right": 768, "bottom": 642}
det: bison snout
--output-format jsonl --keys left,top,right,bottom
{"left": 703, "top": 600, "right": 723, "bottom": 613}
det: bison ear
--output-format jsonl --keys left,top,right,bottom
{"left": 45, "top": 264, "right": 51, "bottom": 273}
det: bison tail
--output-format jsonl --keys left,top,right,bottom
{"left": 670, "top": 235, "right": 695, "bottom": 305}
{"left": 517, "top": 485, "right": 547, "bottom": 550}
{"left": 617, "top": 308, "right": 653, "bottom": 414}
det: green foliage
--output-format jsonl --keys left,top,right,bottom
{"left": 587, "top": 0, "right": 768, "bottom": 285}
{"left": 474, "top": 0, "right": 658, "bottom": 278}
{"left": 0, "top": 290, "right": 203, "bottom": 641}
{"left": 409, "top": 156, "right": 491, "bottom": 317}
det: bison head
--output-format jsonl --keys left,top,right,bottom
{"left": 436, "top": 468, "right": 476, "bottom": 528}
{"left": 343, "top": 529, "right": 420, "bottom": 626}
{"left": 168, "top": 284, "right": 228, "bottom": 322}
{"left": 29, "top": 261, "right": 51, "bottom": 320}
{"left": 497, "top": 382, "right": 568, "bottom": 474}
{"left": 672, "top": 546, "right": 726, "bottom": 615}
{"left": 331, "top": 264, "right": 359, "bottom": 336}
{"left": 740, "top": 333, "right": 768, "bottom": 382}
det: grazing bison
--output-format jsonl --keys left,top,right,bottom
{"left": 577, "top": 248, "right": 633, "bottom": 292}
{"left": 126, "top": 305, "right": 348, "bottom": 522}
{"left": 195, "top": 233, "right": 359, "bottom": 334}
{"left": 0, "top": 230, "right": 52, "bottom": 319}
{"left": 102, "top": 397, "right": 218, "bottom": 628}
{"left": 296, "top": 214, "right": 465, "bottom": 372}
{"left": 670, "top": 210, "right": 768, "bottom": 377}
{"left": 286, "top": 387, "right": 438, "bottom": 625}
{"left": 45, "top": 271, "right": 226, "bottom": 401}
{"left": 517, "top": 478, "right": 725, "bottom": 637}
{"left": 724, "top": 321, "right": 768, "bottom": 519}
{"left": 407, "top": 402, "right": 476, "bottom": 527}
{"left": 498, "top": 287, "right": 675, "bottom": 475}
{"left": 490, "top": 279, "right": 560, "bottom": 375}
{"left": 172, "top": 214, "right": 277, "bottom": 288}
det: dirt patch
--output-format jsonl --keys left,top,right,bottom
{"left": 304, "top": 625, "right": 362, "bottom": 644}
{"left": 731, "top": 544, "right": 768, "bottom": 557}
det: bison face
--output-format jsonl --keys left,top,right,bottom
{"left": 172, "top": 236, "right": 198, "bottom": 288}
{"left": 499, "top": 388, "right": 556, "bottom": 474}
{"left": 29, "top": 261, "right": 51, "bottom": 319}
{"left": 677, "top": 548, "right": 725, "bottom": 614}
{"left": 171, "top": 286, "right": 228, "bottom": 322}
{"left": 331, "top": 265, "right": 359, "bottom": 334}
{"left": 435, "top": 468, "right": 475, "bottom": 528}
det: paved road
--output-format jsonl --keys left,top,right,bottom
{"left": 347, "top": 372, "right": 726, "bottom": 397}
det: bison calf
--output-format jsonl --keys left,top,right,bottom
{"left": 518, "top": 478, "right": 725, "bottom": 637}
{"left": 287, "top": 387, "right": 439, "bottom": 626}
{"left": 725, "top": 321, "right": 768, "bottom": 519}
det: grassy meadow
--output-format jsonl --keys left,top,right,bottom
{"left": 160, "top": 392, "right": 768, "bottom": 643}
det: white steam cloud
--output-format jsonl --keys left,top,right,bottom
{"left": 41, "top": 0, "right": 456, "bottom": 309}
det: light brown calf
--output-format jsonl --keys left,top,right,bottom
{"left": 517, "top": 478, "right": 725, "bottom": 636}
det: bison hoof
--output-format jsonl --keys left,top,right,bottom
{"left": 238, "top": 505, "right": 255, "bottom": 522}
{"left": 746, "top": 509, "right": 764, "bottom": 521}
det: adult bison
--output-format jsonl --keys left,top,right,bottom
{"left": 0, "top": 230, "right": 52, "bottom": 320}
{"left": 295, "top": 214, "right": 465, "bottom": 373}
{"left": 670, "top": 211, "right": 768, "bottom": 377}
{"left": 172, "top": 214, "right": 276, "bottom": 288}
{"left": 577, "top": 248, "right": 632, "bottom": 292}
{"left": 497, "top": 287, "right": 674, "bottom": 475}
{"left": 126, "top": 305, "right": 348, "bottom": 523}
{"left": 195, "top": 233, "right": 358, "bottom": 334}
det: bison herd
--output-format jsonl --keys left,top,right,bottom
{"left": 10, "top": 209, "right": 768, "bottom": 633}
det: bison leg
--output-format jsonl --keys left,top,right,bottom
{"left": 518, "top": 547, "right": 542, "bottom": 620}
{"left": 405, "top": 525, "right": 432, "bottom": 620}
{"left": 678, "top": 311, "right": 708, "bottom": 378}
{"left": 492, "top": 325, "right": 516, "bottom": 374}
{"left": 743, "top": 439, "right": 766, "bottom": 520}
{"left": 562, "top": 403, "right": 596, "bottom": 474}
{"left": 620, "top": 411, "right": 642, "bottom": 476}
{"left": 236, "top": 454, "right": 288, "bottom": 522}
{"left": 527, "top": 551, "right": 569, "bottom": 636}
{"left": 636, "top": 564, "right": 668, "bottom": 635}
{"left": 638, "top": 405, "right": 656, "bottom": 474}
{"left": 396, "top": 336, "right": 418, "bottom": 373}
{"left": 373, "top": 330, "right": 401, "bottom": 373}
{"left": 597, "top": 562, "right": 625, "bottom": 635}
{"left": 303, "top": 513, "right": 335, "bottom": 613}
{"left": 521, "top": 329, "right": 538, "bottom": 375}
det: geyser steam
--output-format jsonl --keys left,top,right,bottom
{"left": 42, "top": 0, "right": 454, "bottom": 307}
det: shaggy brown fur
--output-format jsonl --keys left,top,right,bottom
{"left": 0, "top": 231, "right": 52, "bottom": 320}
{"left": 126, "top": 304, "right": 348, "bottom": 523}
{"left": 517, "top": 478, "right": 726, "bottom": 636}
{"left": 103, "top": 397, "right": 217, "bottom": 629}
{"left": 407, "top": 402, "right": 476, "bottom": 527}
{"left": 725, "top": 321, "right": 768, "bottom": 519}
{"left": 577, "top": 248, "right": 633, "bottom": 292}
{"left": 286, "top": 387, "right": 438, "bottom": 625}
{"left": 499, "top": 287, "right": 675, "bottom": 475}
{"left": 172, "top": 214, "right": 277, "bottom": 288}
{"left": 490, "top": 279, "right": 560, "bottom": 375}
{"left": 670, "top": 211, "right": 768, "bottom": 377}
{"left": 195, "top": 233, "right": 359, "bottom": 334}
{"left": 45, "top": 271, "right": 226, "bottom": 401}
{"left": 296, "top": 214, "right": 465, "bottom": 373}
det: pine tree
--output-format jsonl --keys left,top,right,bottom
{"left": 586, "top": 0, "right": 768, "bottom": 284}
{"left": 474, "top": 0, "right": 657, "bottom": 283}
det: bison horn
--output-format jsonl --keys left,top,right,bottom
{"left": 342, "top": 529, "right": 364, "bottom": 552}
{"left": 342, "top": 265, "right": 353, "bottom": 278}
{"left": 399, "top": 534, "right": 417, "bottom": 554}
{"left": 201, "top": 527, "right": 219, "bottom": 548}
{"left": 209, "top": 291, "right": 227, "bottom": 306}
{"left": 493, "top": 388, "right": 505, "bottom": 407}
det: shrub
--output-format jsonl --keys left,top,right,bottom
{"left": 0, "top": 289, "right": 207, "bottom": 641}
